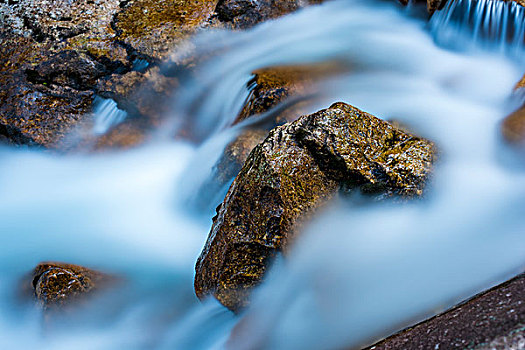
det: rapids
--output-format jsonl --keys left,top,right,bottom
{"left": 0, "top": 0, "right": 523, "bottom": 349}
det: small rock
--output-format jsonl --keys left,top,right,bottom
{"left": 195, "top": 102, "right": 436, "bottom": 311}
{"left": 30, "top": 262, "right": 114, "bottom": 309}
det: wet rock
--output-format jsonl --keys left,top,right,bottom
{"left": 0, "top": 34, "right": 94, "bottom": 147}
{"left": 215, "top": 129, "right": 269, "bottom": 185}
{"left": 25, "top": 50, "right": 107, "bottom": 91}
{"left": 195, "top": 102, "right": 436, "bottom": 311}
{"left": 501, "top": 105, "right": 525, "bottom": 147}
{"left": 501, "top": 74, "right": 525, "bottom": 147}
{"left": 216, "top": 0, "right": 323, "bottom": 29}
{"left": 365, "top": 272, "right": 525, "bottom": 350}
{"left": 113, "top": 0, "right": 219, "bottom": 61}
{"left": 93, "top": 117, "right": 152, "bottom": 150}
{"left": 30, "top": 262, "right": 113, "bottom": 309}
{"left": 235, "top": 62, "right": 344, "bottom": 126}
{"left": 0, "top": 0, "right": 129, "bottom": 147}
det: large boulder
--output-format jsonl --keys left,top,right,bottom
{"left": 195, "top": 102, "right": 437, "bottom": 311}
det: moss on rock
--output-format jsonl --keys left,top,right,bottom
{"left": 195, "top": 102, "right": 437, "bottom": 311}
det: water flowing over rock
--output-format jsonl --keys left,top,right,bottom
{"left": 195, "top": 102, "right": 437, "bottom": 311}
{"left": 234, "top": 63, "right": 343, "bottom": 126}
{"left": 501, "top": 74, "right": 525, "bottom": 147}
{"left": 29, "top": 262, "right": 114, "bottom": 310}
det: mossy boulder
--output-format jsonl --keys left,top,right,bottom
{"left": 30, "top": 262, "right": 114, "bottom": 310}
{"left": 195, "top": 102, "right": 437, "bottom": 311}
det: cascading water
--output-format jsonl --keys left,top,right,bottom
{"left": 430, "top": 0, "right": 525, "bottom": 59}
{"left": 0, "top": 0, "right": 523, "bottom": 349}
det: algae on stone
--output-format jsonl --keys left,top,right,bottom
{"left": 195, "top": 102, "right": 437, "bottom": 311}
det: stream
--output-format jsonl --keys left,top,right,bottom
{"left": 0, "top": 0, "right": 524, "bottom": 349}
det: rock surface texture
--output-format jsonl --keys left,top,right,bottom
{"left": 501, "top": 74, "right": 525, "bottom": 147}
{"left": 365, "top": 272, "right": 525, "bottom": 350}
{"left": 0, "top": 0, "right": 325, "bottom": 149}
{"left": 195, "top": 102, "right": 437, "bottom": 311}
{"left": 31, "top": 262, "right": 113, "bottom": 310}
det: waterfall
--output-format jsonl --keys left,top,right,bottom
{"left": 92, "top": 97, "right": 127, "bottom": 135}
{"left": 430, "top": 0, "right": 525, "bottom": 60}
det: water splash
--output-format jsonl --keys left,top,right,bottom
{"left": 92, "top": 97, "right": 127, "bottom": 135}
{"left": 430, "top": 0, "right": 525, "bottom": 60}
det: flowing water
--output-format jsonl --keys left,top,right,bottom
{"left": 0, "top": 0, "right": 524, "bottom": 349}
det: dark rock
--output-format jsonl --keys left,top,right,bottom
{"left": 30, "top": 262, "right": 114, "bottom": 310}
{"left": 364, "top": 272, "right": 525, "bottom": 350}
{"left": 195, "top": 102, "right": 436, "bottom": 311}
{"left": 25, "top": 50, "right": 107, "bottom": 91}
{"left": 214, "top": 129, "right": 269, "bottom": 186}
{"left": 215, "top": 0, "right": 324, "bottom": 29}
{"left": 0, "top": 33, "right": 94, "bottom": 147}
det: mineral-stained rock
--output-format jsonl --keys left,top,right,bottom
{"left": 195, "top": 102, "right": 436, "bottom": 311}
{"left": 0, "top": 0, "right": 128, "bottom": 147}
{"left": 0, "top": 34, "right": 95, "bottom": 147}
{"left": 31, "top": 262, "right": 113, "bottom": 309}
{"left": 501, "top": 105, "right": 525, "bottom": 147}
{"left": 215, "top": 129, "right": 269, "bottom": 185}
{"left": 114, "top": 0, "right": 219, "bottom": 61}
{"left": 501, "top": 74, "right": 525, "bottom": 147}
{"left": 234, "top": 62, "right": 344, "bottom": 126}
{"left": 215, "top": 0, "right": 323, "bottom": 29}
{"left": 364, "top": 272, "right": 525, "bottom": 350}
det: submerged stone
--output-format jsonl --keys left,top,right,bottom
{"left": 30, "top": 262, "right": 114, "bottom": 310}
{"left": 195, "top": 102, "right": 436, "bottom": 311}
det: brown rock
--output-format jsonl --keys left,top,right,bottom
{"left": 0, "top": 34, "right": 94, "bottom": 147}
{"left": 195, "top": 102, "right": 436, "bottom": 311}
{"left": 501, "top": 105, "right": 525, "bottom": 147}
{"left": 114, "top": 0, "right": 219, "bottom": 61}
{"left": 235, "top": 62, "right": 345, "bottom": 126}
{"left": 30, "top": 262, "right": 114, "bottom": 309}
{"left": 501, "top": 74, "right": 525, "bottom": 147}
{"left": 364, "top": 272, "right": 525, "bottom": 350}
